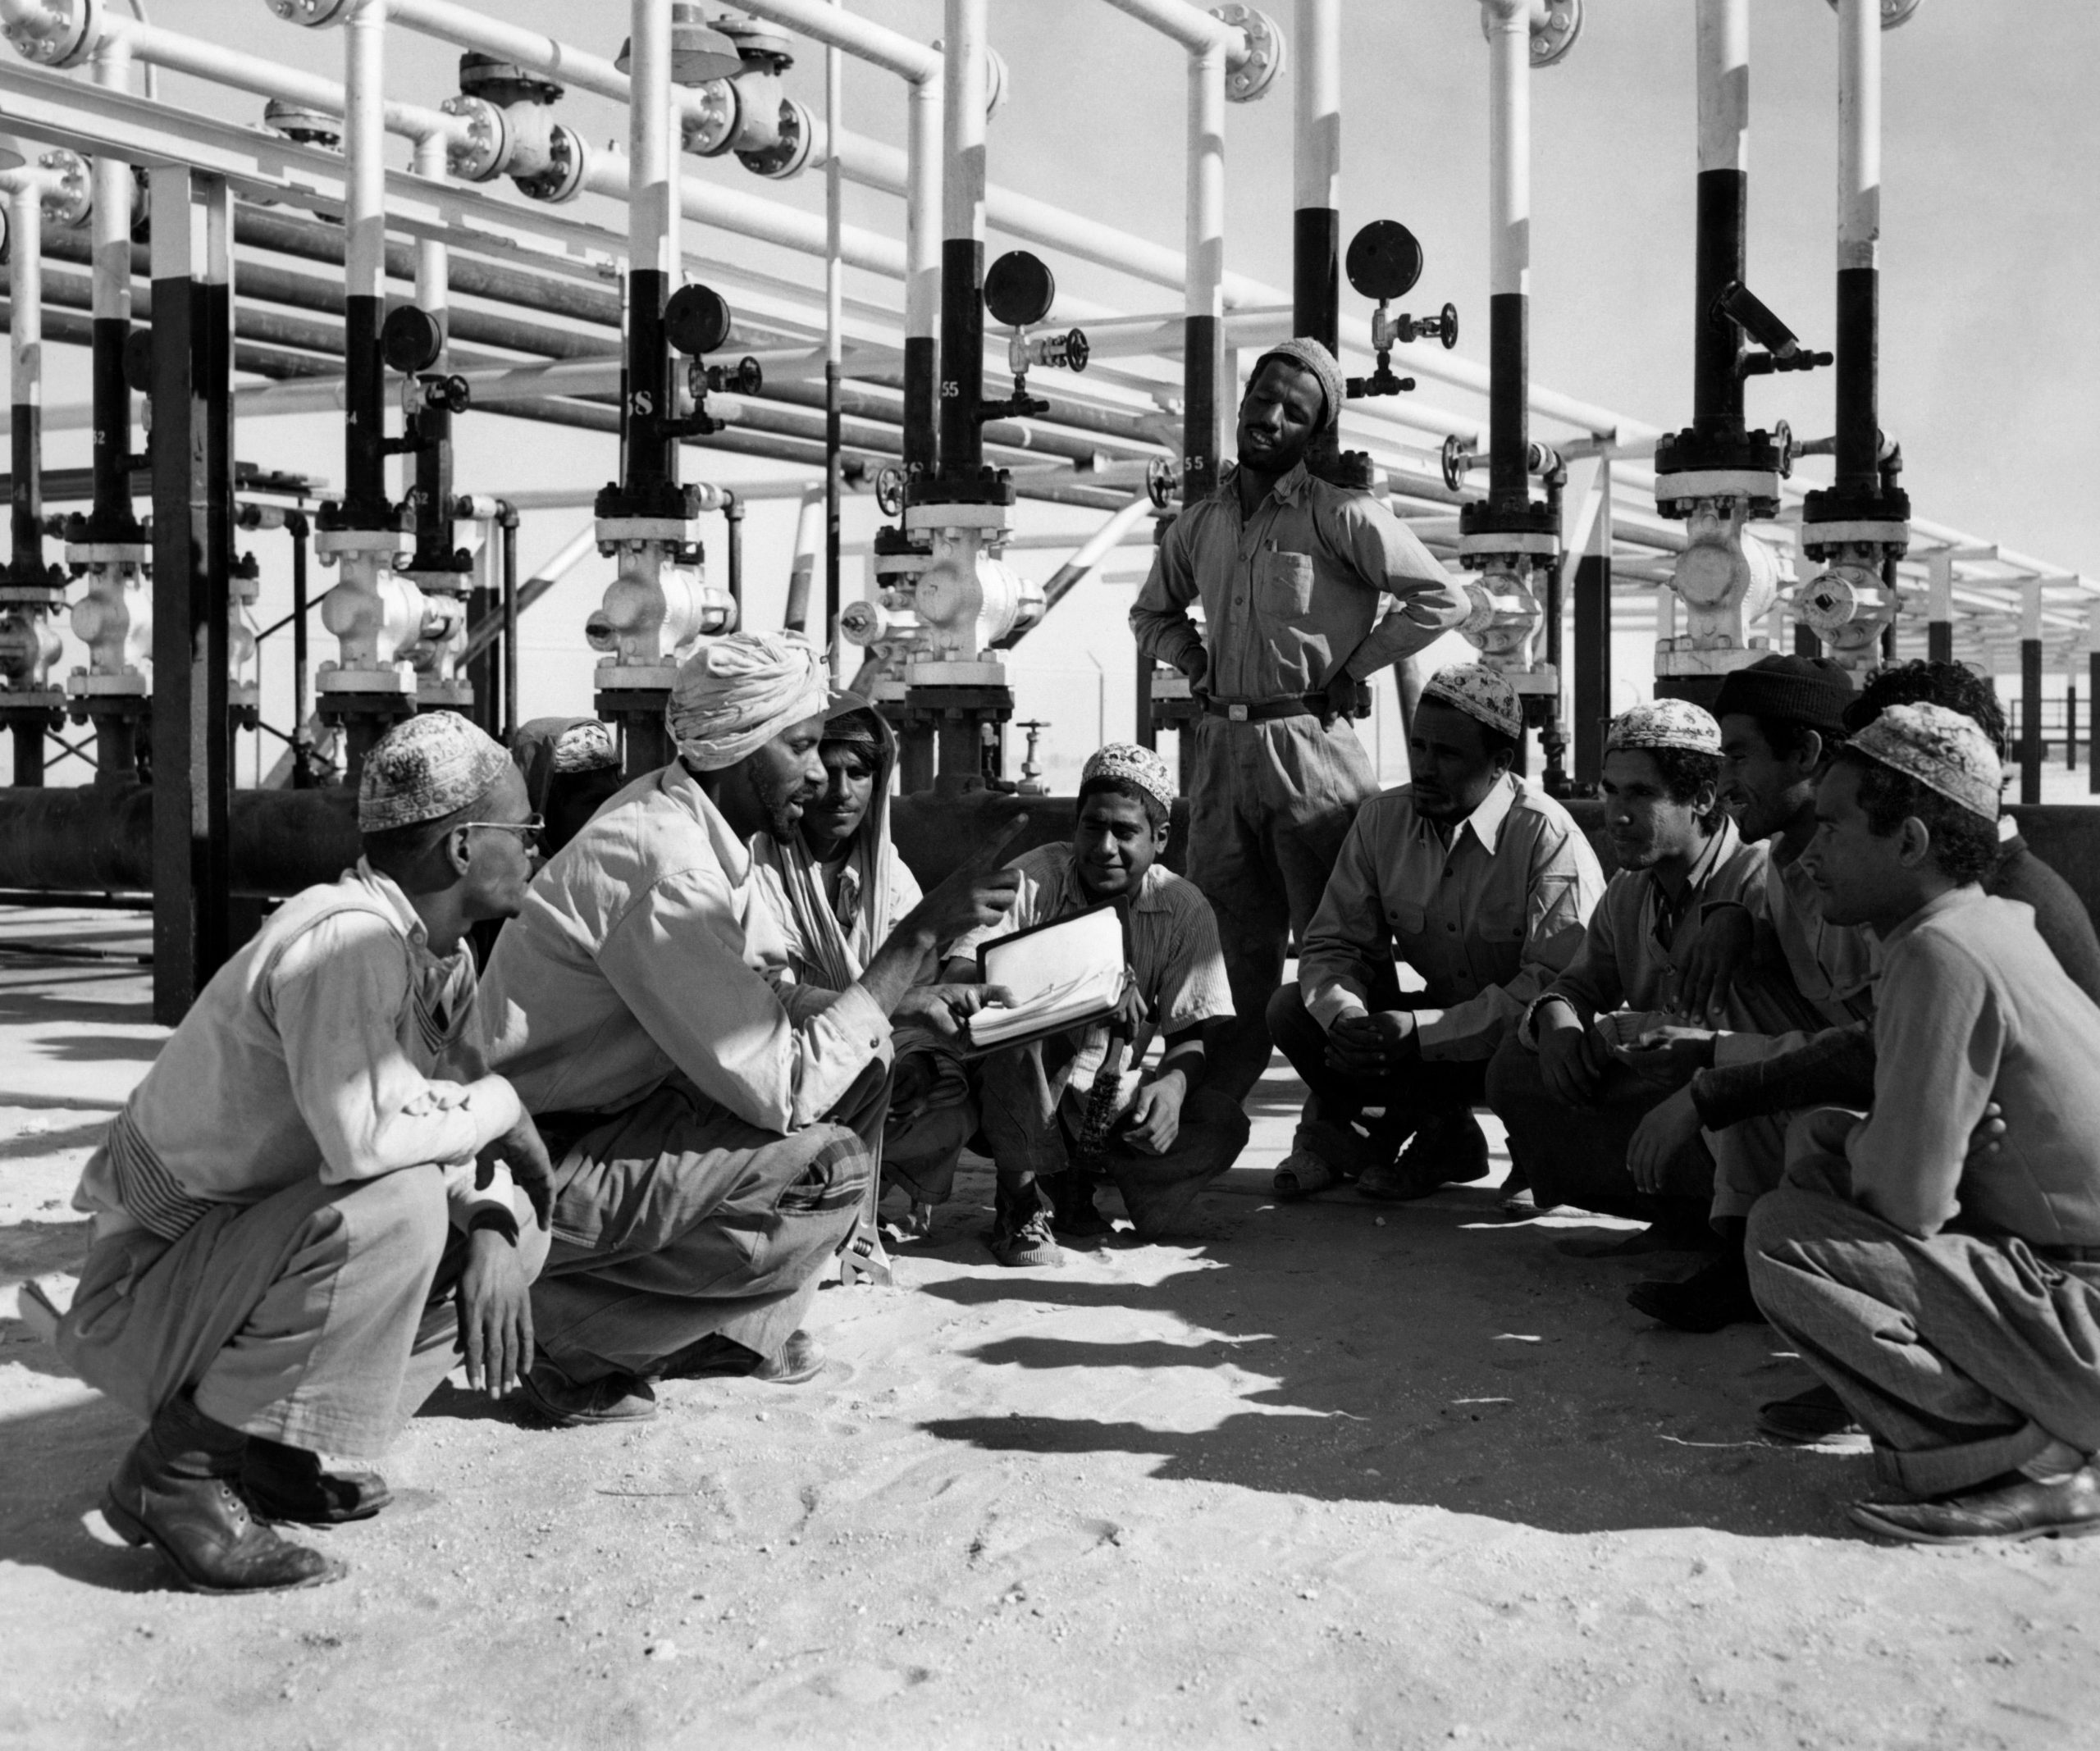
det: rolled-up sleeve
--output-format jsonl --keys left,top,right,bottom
{"left": 1522, "top": 883, "right": 1628, "bottom": 1046}
{"left": 269, "top": 914, "right": 522, "bottom": 1185}
{"left": 1417, "top": 831, "right": 1601, "bottom": 1061}
{"left": 1299, "top": 810, "right": 1386, "bottom": 1031}
{"left": 1130, "top": 517, "right": 1204, "bottom": 677}
{"left": 1328, "top": 496, "right": 1467, "bottom": 677}
{"left": 599, "top": 869, "right": 889, "bottom": 1133}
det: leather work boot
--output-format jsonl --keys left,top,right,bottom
{"left": 1047, "top": 1170, "right": 1113, "bottom": 1242}
{"left": 1627, "top": 1251, "right": 1762, "bottom": 1334}
{"left": 519, "top": 1360, "right": 660, "bottom": 1427}
{"left": 240, "top": 1437, "right": 392, "bottom": 1525}
{"left": 1357, "top": 1111, "right": 1492, "bottom": 1202}
{"left": 103, "top": 1393, "right": 345, "bottom": 1594}
{"left": 988, "top": 1185, "right": 1064, "bottom": 1269}
{"left": 1757, "top": 1382, "right": 1864, "bottom": 1447}
{"left": 1849, "top": 1466, "right": 2100, "bottom": 1546}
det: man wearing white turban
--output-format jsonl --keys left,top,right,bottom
{"left": 479, "top": 632, "right": 1021, "bottom": 1425}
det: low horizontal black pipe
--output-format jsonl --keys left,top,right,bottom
{"left": 0, "top": 785, "right": 357, "bottom": 896}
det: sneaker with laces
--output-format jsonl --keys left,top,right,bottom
{"left": 988, "top": 1189, "right": 1065, "bottom": 1269}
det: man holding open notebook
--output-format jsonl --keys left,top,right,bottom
{"left": 947, "top": 744, "right": 1247, "bottom": 1268}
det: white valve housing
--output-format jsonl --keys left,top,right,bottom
{"left": 1658, "top": 497, "right": 1783, "bottom": 678}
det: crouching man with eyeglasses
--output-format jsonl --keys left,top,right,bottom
{"left": 50, "top": 713, "right": 555, "bottom": 1593}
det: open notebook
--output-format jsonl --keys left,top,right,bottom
{"left": 962, "top": 902, "right": 1130, "bottom": 1055}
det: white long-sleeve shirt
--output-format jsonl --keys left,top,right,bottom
{"left": 73, "top": 862, "right": 522, "bottom": 1241}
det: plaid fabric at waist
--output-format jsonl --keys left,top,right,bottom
{"left": 104, "top": 1107, "right": 221, "bottom": 1243}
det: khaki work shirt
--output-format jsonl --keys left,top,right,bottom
{"left": 1298, "top": 774, "right": 1605, "bottom": 1060}
{"left": 1130, "top": 462, "right": 1465, "bottom": 702}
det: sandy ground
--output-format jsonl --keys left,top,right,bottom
{"left": 2, "top": 910, "right": 2097, "bottom": 1751}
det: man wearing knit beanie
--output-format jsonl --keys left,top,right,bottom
{"left": 1616, "top": 654, "right": 1874, "bottom": 1334}
{"left": 1745, "top": 706, "right": 2100, "bottom": 1544}
{"left": 1130, "top": 338, "right": 1467, "bottom": 1100}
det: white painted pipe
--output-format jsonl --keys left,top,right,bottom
{"left": 943, "top": 0, "right": 987, "bottom": 251}
{"left": 629, "top": 0, "right": 674, "bottom": 288}
{"left": 1188, "top": 41, "right": 1226, "bottom": 330}
{"left": 343, "top": 0, "right": 386, "bottom": 309}
{"left": 906, "top": 66, "right": 940, "bottom": 360}
{"left": 1294, "top": 0, "right": 1339, "bottom": 217}
{"left": 88, "top": 34, "right": 129, "bottom": 327}
{"left": 1043, "top": 492, "right": 1160, "bottom": 599}
{"left": 1697, "top": 0, "right": 1748, "bottom": 176}
{"left": 5, "top": 179, "right": 40, "bottom": 423}
{"left": 413, "top": 131, "right": 445, "bottom": 340}
{"left": 1098, "top": 0, "right": 1249, "bottom": 60}
{"left": 1486, "top": 0, "right": 1528, "bottom": 303}
{"left": 1838, "top": 0, "right": 1878, "bottom": 272}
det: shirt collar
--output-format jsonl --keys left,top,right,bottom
{"left": 1680, "top": 814, "right": 1741, "bottom": 896}
{"left": 1455, "top": 773, "right": 1518, "bottom": 855}
{"left": 663, "top": 759, "right": 753, "bottom": 883}
{"left": 353, "top": 857, "right": 430, "bottom": 951}
{"left": 1048, "top": 844, "right": 1171, "bottom": 915}
{"left": 1213, "top": 458, "right": 1314, "bottom": 509}
{"left": 1879, "top": 882, "right": 1988, "bottom": 952}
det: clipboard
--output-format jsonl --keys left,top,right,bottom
{"left": 960, "top": 901, "right": 1130, "bottom": 1057}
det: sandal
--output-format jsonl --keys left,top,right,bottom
{"left": 1273, "top": 1150, "right": 1347, "bottom": 1200}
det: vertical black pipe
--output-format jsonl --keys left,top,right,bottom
{"left": 625, "top": 267, "right": 675, "bottom": 499}
{"left": 500, "top": 510, "right": 519, "bottom": 741}
{"left": 1928, "top": 618, "right": 1952, "bottom": 664}
{"left": 1833, "top": 267, "right": 1879, "bottom": 491}
{"left": 1793, "top": 622, "right": 1820, "bottom": 659}
{"left": 342, "top": 291, "right": 389, "bottom": 525}
{"left": 407, "top": 395, "right": 454, "bottom": 574}
{"left": 1692, "top": 170, "right": 1746, "bottom": 434}
{"left": 2067, "top": 682, "right": 2077, "bottom": 773}
{"left": 1134, "top": 659, "right": 1156, "bottom": 752}
{"left": 1488, "top": 294, "right": 1527, "bottom": 508}
{"left": 724, "top": 495, "right": 744, "bottom": 616}
{"left": 1292, "top": 207, "right": 1339, "bottom": 356}
{"left": 2020, "top": 635, "right": 2043, "bottom": 806}
{"left": 9, "top": 399, "right": 40, "bottom": 579}
{"left": 290, "top": 514, "right": 311, "bottom": 787}
{"left": 938, "top": 238, "right": 984, "bottom": 480}
{"left": 1572, "top": 548, "right": 1609, "bottom": 791}
{"left": 902, "top": 335, "right": 937, "bottom": 481}
{"left": 89, "top": 315, "right": 138, "bottom": 536}
{"left": 2090, "top": 651, "right": 2098, "bottom": 796}
{"left": 1183, "top": 313, "right": 1221, "bottom": 504}
{"left": 825, "top": 358, "right": 842, "bottom": 657}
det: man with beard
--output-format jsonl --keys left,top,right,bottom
{"left": 1130, "top": 338, "right": 1465, "bottom": 1103}
{"left": 1266, "top": 664, "right": 1603, "bottom": 1204}
{"left": 755, "top": 700, "right": 978, "bottom": 1246}
{"left": 478, "top": 634, "right": 1020, "bottom": 1424}
{"left": 1484, "top": 700, "right": 1804, "bottom": 1250}
{"left": 945, "top": 744, "right": 1244, "bottom": 1267}
{"left": 1747, "top": 705, "right": 2100, "bottom": 1544}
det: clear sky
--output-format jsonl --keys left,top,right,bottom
{"left": 16, "top": 0, "right": 2097, "bottom": 787}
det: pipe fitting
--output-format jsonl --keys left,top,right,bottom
{"left": 0, "top": 0, "right": 93, "bottom": 68}
{"left": 737, "top": 95, "right": 814, "bottom": 179}
{"left": 262, "top": 97, "right": 345, "bottom": 150}
{"left": 910, "top": 527, "right": 1043, "bottom": 667}
{"left": 1211, "top": 5, "right": 1282, "bottom": 103}
{"left": 1454, "top": 563, "right": 1547, "bottom": 674}
{"left": 1796, "top": 549, "right": 1897, "bottom": 669}
{"left": 1480, "top": 0, "right": 1583, "bottom": 68}
{"left": 512, "top": 121, "right": 588, "bottom": 203}
{"left": 67, "top": 554, "right": 150, "bottom": 686}
{"left": 1824, "top": 0, "right": 1922, "bottom": 27}
{"left": 263, "top": 0, "right": 357, "bottom": 27}
{"left": 0, "top": 605, "right": 62, "bottom": 688}
{"left": 1657, "top": 496, "right": 1783, "bottom": 677}
{"left": 598, "top": 546, "right": 735, "bottom": 668}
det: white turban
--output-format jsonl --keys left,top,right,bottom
{"left": 665, "top": 632, "right": 829, "bottom": 772}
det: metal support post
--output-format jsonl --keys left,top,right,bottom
{"left": 1291, "top": 0, "right": 1340, "bottom": 355}
{"left": 1571, "top": 457, "right": 1611, "bottom": 791}
{"left": 2020, "top": 577, "right": 2042, "bottom": 806}
{"left": 148, "top": 166, "right": 235, "bottom": 1024}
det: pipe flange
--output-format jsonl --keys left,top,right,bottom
{"left": 681, "top": 80, "right": 740, "bottom": 157}
{"left": 712, "top": 13, "right": 795, "bottom": 75}
{"left": 1212, "top": 5, "right": 1285, "bottom": 103}
{"left": 737, "top": 98, "right": 812, "bottom": 180}
{"left": 264, "top": 0, "right": 357, "bottom": 26}
{"left": 263, "top": 98, "right": 344, "bottom": 151}
{"left": 3, "top": 0, "right": 94, "bottom": 68}
{"left": 1482, "top": 0, "right": 1583, "bottom": 67}
{"left": 440, "top": 93, "right": 505, "bottom": 183}
{"left": 34, "top": 148, "right": 90, "bottom": 228}
{"left": 985, "top": 46, "right": 1011, "bottom": 120}
{"left": 1824, "top": 0, "right": 1923, "bottom": 27}
{"left": 514, "top": 123, "right": 587, "bottom": 203}
{"left": 456, "top": 52, "right": 564, "bottom": 108}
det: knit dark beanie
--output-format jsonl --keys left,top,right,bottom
{"left": 1713, "top": 654, "right": 1856, "bottom": 736}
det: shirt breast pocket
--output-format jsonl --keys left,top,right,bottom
{"left": 1261, "top": 549, "right": 1316, "bottom": 616}
{"left": 1386, "top": 900, "right": 1427, "bottom": 941}
{"left": 1476, "top": 906, "right": 1527, "bottom": 945}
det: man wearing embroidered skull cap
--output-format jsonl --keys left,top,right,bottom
{"left": 1485, "top": 697, "right": 1810, "bottom": 1251}
{"left": 50, "top": 712, "right": 552, "bottom": 1594}
{"left": 480, "top": 632, "right": 1022, "bottom": 1425}
{"left": 1746, "top": 705, "right": 2100, "bottom": 1545}
{"left": 1268, "top": 663, "right": 1604, "bottom": 1204}
{"left": 944, "top": 742, "right": 1244, "bottom": 1267}
{"left": 1131, "top": 336, "right": 1468, "bottom": 1102}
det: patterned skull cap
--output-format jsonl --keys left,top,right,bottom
{"left": 1606, "top": 697, "right": 1723, "bottom": 757}
{"left": 1421, "top": 663, "right": 1524, "bottom": 740}
{"left": 1248, "top": 336, "right": 1346, "bottom": 438}
{"left": 548, "top": 718, "right": 619, "bottom": 775}
{"left": 1849, "top": 701, "right": 2002, "bottom": 823}
{"left": 1082, "top": 741, "right": 1176, "bottom": 813}
{"left": 359, "top": 710, "right": 512, "bottom": 832}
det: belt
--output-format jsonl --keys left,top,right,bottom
{"left": 1203, "top": 694, "right": 1321, "bottom": 723}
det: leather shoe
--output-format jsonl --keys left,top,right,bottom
{"left": 1627, "top": 1252, "right": 1760, "bottom": 1334}
{"left": 751, "top": 1330, "right": 825, "bottom": 1384}
{"left": 1757, "top": 1382, "right": 1863, "bottom": 1446}
{"left": 519, "top": 1361, "right": 659, "bottom": 1427}
{"left": 1850, "top": 1466, "right": 2100, "bottom": 1546}
{"left": 1357, "top": 1112, "right": 1491, "bottom": 1203}
{"left": 240, "top": 1437, "right": 391, "bottom": 1525}
{"left": 103, "top": 1394, "right": 344, "bottom": 1594}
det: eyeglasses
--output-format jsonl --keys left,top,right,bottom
{"left": 458, "top": 813, "right": 546, "bottom": 850}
